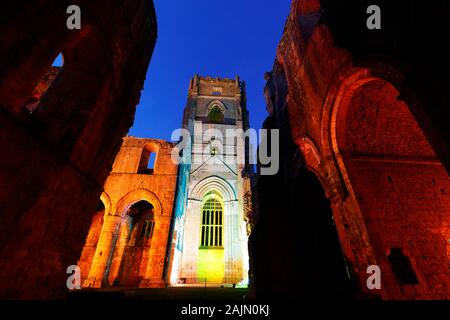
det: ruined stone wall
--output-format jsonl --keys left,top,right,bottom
{"left": 79, "top": 137, "right": 179, "bottom": 289}
{"left": 0, "top": 1, "right": 157, "bottom": 298}
{"left": 250, "top": 65, "right": 355, "bottom": 300}
{"left": 78, "top": 208, "right": 104, "bottom": 284}
{"left": 253, "top": 0, "right": 450, "bottom": 300}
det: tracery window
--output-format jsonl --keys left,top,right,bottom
{"left": 200, "top": 198, "right": 223, "bottom": 247}
{"left": 140, "top": 214, "right": 155, "bottom": 240}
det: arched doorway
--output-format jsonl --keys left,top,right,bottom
{"left": 333, "top": 78, "right": 450, "bottom": 298}
{"left": 114, "top": 200, "right": 155, "bottom": 287}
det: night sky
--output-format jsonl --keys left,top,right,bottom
{"left": 127, "top": 0, "right": 291, "bottom": 140}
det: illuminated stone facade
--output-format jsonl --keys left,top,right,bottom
{"left": 172, "top": 75, "right": 252, "bottom": 286}
{"left": 0, "top": 0, "right": 157, "bottom": 298}
{"left": 79, "top": 76, "right": 252, "bottom": 288}
{"left": 251, "top": 0, "right": 450, "bottom": 300}
{"left": 78, "top": 138, "right": 178, "bottom": 288}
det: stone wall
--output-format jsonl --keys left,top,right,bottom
{"left": 252, "top": 0, "right": 450, "bottom": 300}
{"left": 78, "top": 137, "right": 179, "bottom": 289}
{"left": 0, "top": 1, "right": 157, "bottom": 298}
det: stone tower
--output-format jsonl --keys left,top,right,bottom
{"left": 171, "top": 75, "right": 252, "bottom": 286}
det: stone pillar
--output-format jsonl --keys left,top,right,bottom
{"left": 224, "top": 200, "right": 242, "bottom": 283}
{"left": 140, "top": 215, "right": 171, "bottom": 288}
{"left": 240, "top": 208, "right": 250, "bottom": 284}
{"left": 169, "top": 218, "right": 184, "bottom": 285}
{"left": 180, "top": 199, "right": 202, "bottom": 282}
{"left": 83, "top": 215, "right": 122, "bottom": 288}
{"left": 105, "top": 219, "right": 128, "bottom": 285}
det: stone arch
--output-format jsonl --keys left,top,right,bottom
{"left": 100, "top": 192, "right": 112, "bottom": 217}
{"left": 323, "top": 62, "right": 450, "bottom": 298}
{"left": 111, "top": 200, "right": 156, "bottom": 287}
{"left": 206, "top": 100, "right": 227, "bottom": 113}
{"left": 189, "top": 176, "right": 238, "bottom": 285}
{"left": 115, "top": 188, "right": 163, "bottom": 218}
{"left": 105, "top": 196, "right": 160, "bottom": 287}
{"left": 0, "top": 3, "right": 70, "bottom": 113}
{"left": 206, "top": 100, "right": 226, "bottom": 123}
{"left": 139, "top": 141, "right": 161, "bottom": 174}
{"left": 190, "top": 176, "right": 237, "bottom": 202}
{"left": 199, "top": 196, "right": 224, "bottom": 248}
{"left": 144, "top": 141, "right": 162, "bottom": 153}
{"left": 202, "top": 189, "right": 224, "bottom": 203}
{"left": 295, "top": 135, "right": 329, "bottom": 192}
{"left": 34, "top": 23, "right": 111, "bottom": 153}
{"left": 321, "top": 61, "right": 412, "bottom": 201}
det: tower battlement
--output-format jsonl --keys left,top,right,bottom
{"left": 188, "top": 74, "right": 245, "bottom": 98}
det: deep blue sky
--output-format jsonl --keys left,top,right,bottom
{"left": 129, "top": 0, "right": 291, "bottom": 140}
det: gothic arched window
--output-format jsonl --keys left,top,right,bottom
{"left": 140, "top": 214, "right": 155, "bottom": 240}
{"left": 200, "top": 198, "right": 223, "bottom": 247}
{"left": 208, "top": 105, "right": 224, "bottom": 123}
{"left": 126, "top": 201, "right": 155, "bottom": 245}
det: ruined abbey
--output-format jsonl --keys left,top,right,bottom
{"left": 78, "top": 75, "right": 252, "bottom": 289}
{"left": 0, "top": 0, "right": 449, "bottom": 301}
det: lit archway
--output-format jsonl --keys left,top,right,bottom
{"left": 330, "top": 74, "right": 450, "bottom": 298}
{"left": 104, "top": 189, "right": 162, "bottom": 286}
{"left": 115, "top": 188, "right": 163, "bottom": 218}
{"left": 190, "top": 175, "right": 236, "bottom": 202}
{"left": 206, "top": 100, "right": 226, "bottom": 123}
{"left": 180, "top": 176, "right": 248, "bottom": 286}
{"left": 191, "top": 178, "right": 233, "bottom": 284}
{"left": 113, "top": 201, "right": 155, "bottom": 287}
